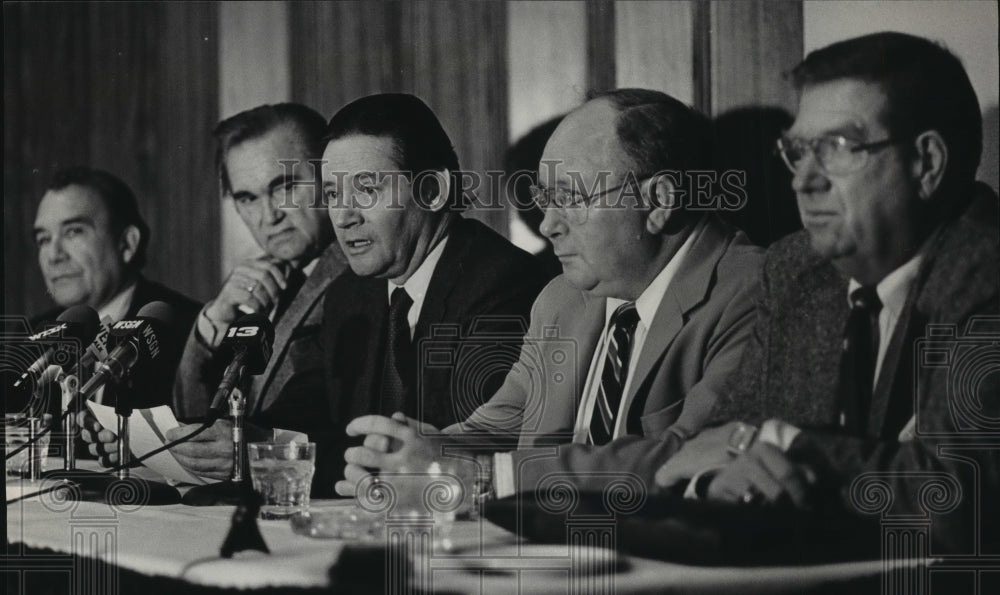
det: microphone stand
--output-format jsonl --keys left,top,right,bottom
{"left": 182, "top": 367, "right": 251, "bottom": 506}
{"left": 40, "top": 373, "right": 116, "bottom": 484}
{"left": 41, "top": 370, "right": 182, "bottom": 504}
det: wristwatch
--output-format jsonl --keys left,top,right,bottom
{"left": 726, "top": 422, "right": 759, "bottom": 456}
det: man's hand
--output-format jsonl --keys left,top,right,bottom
{"left": 654, "top": 421, "right": 745, "bottom": 490}
{"left": 336, "top": 414, "right": 452, "bottom": 497}
{"left": 706, "top": 442, "right": 817, "bottom": 508}
{"left": 166, "top": 420, "right": 269, "bottom": 481}
{"left": 77, "top": 410, "right": 119, "bottom": 467}
{"left": 204, "top": 256, "right": 290, "bottom": 328}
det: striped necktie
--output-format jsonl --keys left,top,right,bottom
{"left": 588, "top": 302, "right": 641, "bottom": 446}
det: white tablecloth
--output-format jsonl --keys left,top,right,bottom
{"left": 5, "top": 460, "right": 917, "bottom": 594}
{"left": 6, "top": 494, "right": 905, "bottom": 593}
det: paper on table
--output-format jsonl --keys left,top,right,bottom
{"left": 86, "top": 402, "right": 210, "bottom": 485}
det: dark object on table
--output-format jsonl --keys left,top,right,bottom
{"left": 485, "top": 491, "right": 882, "bottom": 566}
{"left": 220, "top": 484, "right": 269, "bottom": 558}
{"left": 183, "top": 480, "right": 244, "bottom": 506}
{"left": 36, "top": 470, "right": 183, "bottom": 506}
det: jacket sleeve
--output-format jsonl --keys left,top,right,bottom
{"left": 171, "top": 310, "right": 225, "bottom": 421}
{"left": 787, "top": 311, "right": 1000, "bottom": 553}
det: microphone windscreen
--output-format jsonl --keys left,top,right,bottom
{"left": 136, "top": 301, "right": 175, "bottom": 326}
{"left": 233, "top": 312, "right": 275, "bottom": 342}
{"left": 55, "top": 304, "right": 101, "bottom": 344}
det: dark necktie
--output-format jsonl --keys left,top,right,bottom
{"left": 273, "top": 267, "right": 307, "bottom": 323}
{"left": 588, "top": 302, "right": 641, "bottom": 446}
{"left": 838, "top": 285, "right": 883, "bottom": 434}
{"left": 380, "top": 287, "right": 413, "bottom": 416}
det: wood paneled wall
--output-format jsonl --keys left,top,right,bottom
{"left": 3, "top": 2, "right": 219, "bottom": 318}
{"left": 289, "top": 0, "right": 509, "bottom": 232}
{"left": 4, "top": 1, "right": 806, "bottom": 319}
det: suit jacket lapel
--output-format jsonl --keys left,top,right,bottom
{"left": 414, "top": 218, "right": 470, "bottom": 339}
{"left": 787, "top": 262, "right": 848, "bottom": 425}
{"left": 571, "top": 292, "right": 607, "bottom": 410}
{"left": 626, "top": 219, "right": 730, "bottom": 402}
{"left": 255, "top": 244, "right": 343, "bottom": 413}
{"left": 345, "top": 278, "right": 390, "bottom": 422}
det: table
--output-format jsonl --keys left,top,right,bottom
{"left": 4, "top": 463, "right": 902, "bottom": 594}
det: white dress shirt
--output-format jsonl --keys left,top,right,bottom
{"left": 387, "top": 236, "right": 449, "bottom": 338}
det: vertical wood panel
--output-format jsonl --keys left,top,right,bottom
{"left": 153, "top": 3, "right": 220, "bottom": 297}
{"left": 219, "top": 1, "right": 291, "bottom": 278}
{"left": 586, "top": 0, "right": 616, "bottom": 93}
{"left": 507, "top": 1, "right": 587, "bottom": 142}
{"left": 290, "top": 1, "right": 406, "bottom": 119}
{"left": 290, "top": 0, "right": 509, "bottom": 233}
{"left": 3, "top": 2, "right": 218, "bottom": 318}
{"left": 615, "top": 1, "right": 694, "bottom": 105}
{"left": 710, "top": 0, "right": 802, "bottom": 115}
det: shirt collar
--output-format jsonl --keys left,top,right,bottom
{"left": 848, "top": 254, "right": 924, "bottom": 319}
{"left": 388, "top": 235, "right": 449, "bottom": 302}
{"left": 97, "top": 280, "right": 138, "bottom": 323}
{"left": 604, "top": 218, "right": 701, "bottom": 328}
{"left": 301, "top": 257, "right": 319, "bottom": 278}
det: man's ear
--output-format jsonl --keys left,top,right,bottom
{"left": 645, "top": 174, "right": 680, "bottom": 234}
{"left": 912, "top": 130, "right": 948, "bottom": 201}
{"left": 119, "top": 225, "right": 141, "bottom": 265}
{"left": 417, "top": 168, "right": 451, "bottom": 213}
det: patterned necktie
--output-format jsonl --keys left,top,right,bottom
{"left": 380, "top": 287, "right": 413, "bottom": 416}
{"left": 838, "top": 285, "right": 882, "bottom": 434}
{"left": 588, "top": 302, "right": 641, "bottom": 446}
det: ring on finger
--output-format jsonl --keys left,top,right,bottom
{"left": 246, "top": 282, "right": 258, "bottom": 295}
{"left": 740, "top": 487, "right": 762, "bottom": 506}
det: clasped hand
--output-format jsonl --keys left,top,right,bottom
{"left": 337, "top": 413, "right": 468, "bottom": 497}
{"left": 654, "top": 422, "right": 817, "bottom": 508}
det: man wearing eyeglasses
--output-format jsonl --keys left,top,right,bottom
{"left": 340, "top": 89, "right": 764, "bottom": 500}
{"left": 656, "top": 32, "right": 998, "bottom": 553}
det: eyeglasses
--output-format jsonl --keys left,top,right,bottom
{"left": 528, "top": 176, "right": 649, "bottom": 225}
{"left": 775, "top": 134, "right": 903, "bottom": 175}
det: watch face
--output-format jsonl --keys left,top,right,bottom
{"left": 726, "top": 422, "right": 759, "bottom": 455}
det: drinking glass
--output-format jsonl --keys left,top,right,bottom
{"left": 4, "top": 414, "right": 50, "bottom": 479}
{"left": 247, "top": 441, "right": 316, "bottom": 520}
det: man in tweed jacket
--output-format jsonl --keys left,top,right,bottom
{"left": 657, "top": 32, "right": 999, "bottom": 554}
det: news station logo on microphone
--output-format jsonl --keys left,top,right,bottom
{"left": 82, "top": 301, "right": 178, "bottom": 408}
{"left": 2, "top": 305, "right": 98, "bottom": 415}
{"left": 221, "top": 313, "right": 274, "bottom": 375}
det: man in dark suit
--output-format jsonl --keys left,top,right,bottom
{"left": 312, "top": 94, "right": 549, "bottom": 494}
{"left": 656, "top": 32, "right": 999, "bottom": 554}
{"left": 163, "top": 104, "right": 347, "bottom": 479}
{"left": 28, "top": 167, "right": 200, "bottom": 458}
{"left": 339, "top": 90, "right": 763, "bottom": 499}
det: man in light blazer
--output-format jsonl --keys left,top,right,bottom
{"left": 339, "top": 89, "right": 763, "bottom": 498}
{"left": 166, "top": 104, "right": 346, "bottom": 479}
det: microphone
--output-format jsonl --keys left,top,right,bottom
{"left": 14, "top": 305, "right": 101, "bottom": 388}
{"left": 38, "top": 315, "right": 113, "bottom": 388}
{"left": 181, "top": 313, "right": 274, "bottom": 506}
{"left": 207, "top": 313, "right": 274, "bottom": 419}
{"left": 78, "top": 301, "right": 174, "bottom": 399}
